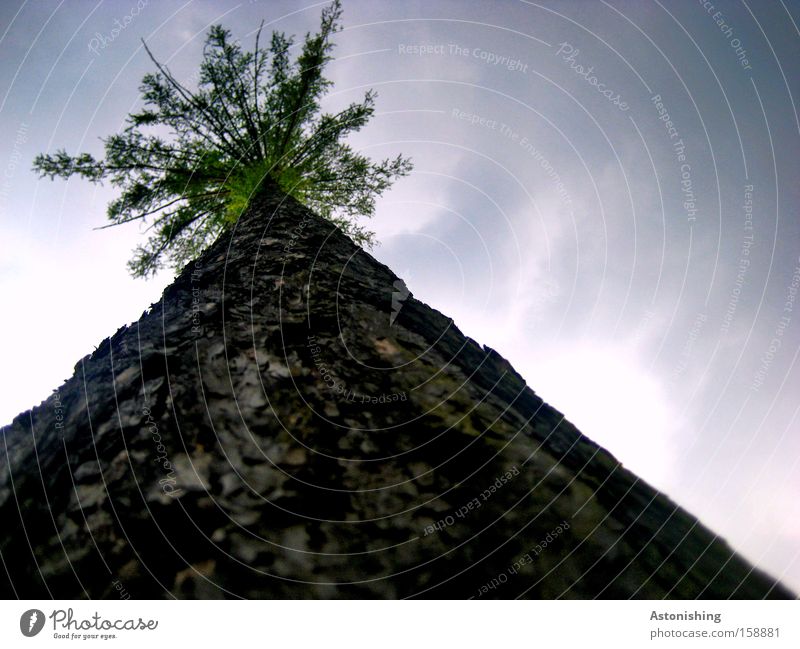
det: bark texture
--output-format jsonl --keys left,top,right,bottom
{"left": 0, "top": 189, "right": 793, "bottom": 599}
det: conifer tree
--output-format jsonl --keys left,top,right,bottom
{"left": 33, "top": 0, "right": 411, "bottom": 278}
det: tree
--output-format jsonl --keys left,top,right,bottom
{"left": 33, "top": 0, "right": 412, "bottom": 278}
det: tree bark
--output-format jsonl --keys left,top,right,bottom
{"left": 0, "top": 189, "right": 793, "bottom": 599}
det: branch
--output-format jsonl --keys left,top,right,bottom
{"left": 93, "top": 190, "right": 225, "bottom": 229}
{"left": 141, "top": 39, "right": 244, "bottom": 161}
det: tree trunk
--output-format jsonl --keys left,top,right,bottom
{"left": 0, "top": 189, "right": 793, "bottom": 599}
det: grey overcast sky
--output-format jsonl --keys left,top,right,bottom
{"left": 1, "top": 0, "right": 799, "bottom": 591}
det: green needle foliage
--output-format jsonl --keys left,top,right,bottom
{"left": 33, "top": 0, "right": 412, "bottom": 278}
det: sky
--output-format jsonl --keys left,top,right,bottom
{"left": 1, "top": 0, "right": 799, "bottom": 592}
